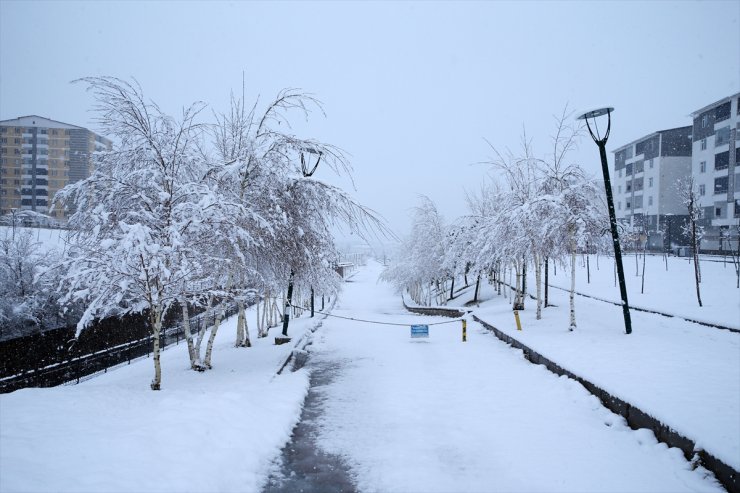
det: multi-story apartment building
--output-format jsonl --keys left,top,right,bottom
{"left": 612, "top": 126, "right": 693, "bottom": 250}
{"left": 689, "top": 93, "right": 740, "bottom": 251}
{"left": 0, "top": 115, "right": 111, "bottom": 221}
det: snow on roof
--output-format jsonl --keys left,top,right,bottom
{"left": 0, "top": 115, "right": 85, "bottom": 130}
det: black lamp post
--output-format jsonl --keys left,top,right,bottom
{"left": 577, "top": 107, "right": 632, "bottom": 335}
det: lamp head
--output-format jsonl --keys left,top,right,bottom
{"left": 576, "top": 107, "right": 614, "bottom": 120}
{"left": 576, "top": 106, "right": 614, "bottom": 143}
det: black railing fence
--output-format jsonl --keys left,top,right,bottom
{"left": 0, "top": 303, "right": 238, "bottom": 393}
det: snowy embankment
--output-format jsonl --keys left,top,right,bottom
{"left": 0, "top": 305, "right": 322, "bottom": 493}
{"left": 0, "top": 225, "right": 67, "bottom": 254}
{"left": 306, "top": 261, "right": 724, "bottom": 492}
{"left": 443, "top": 254, "right": 740, "bottom": 473}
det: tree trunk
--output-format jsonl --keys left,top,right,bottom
{"left": 235, "top": 300, "right": 245, "bottom": 346}
{"left": 569, "top": 238, "right": 577, "bottom": 331}
{"left": 204, "top": 302, "right": 225, "bottom": 369}
{"left": 238, "top": 301, "right": 251, "bottom": 347}
{"left": 692, "top": 219, "right": 703, "bottom": 307}
{"left": 180, "top": 295, "right": 197, "bottom": 369}
{"left": 514, "top": 260, "right": 524, "bottom": 310}
{"left": 194, "top": 295, "right": 213, "bottom": 368}
{"left": 641, "top": 242, "right": 647, "bottom": 294}
{"left": 449, "top": 276, "right": 455, "bottom": 300}
{"left": 150, "top": 305, "right": 163, "bottom": 391}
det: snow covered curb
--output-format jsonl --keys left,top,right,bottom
{"left": 275, "top": 299, "right": 336, "bottom": 376}
{"left": 401, "top": 292, "right": 465, "bottom": 318}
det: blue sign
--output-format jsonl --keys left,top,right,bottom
{"left": 410, "top": 324, "right": 429, "bottom": 338}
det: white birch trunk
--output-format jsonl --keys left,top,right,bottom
{"left": 194, "top": 294, "right": 213, "bottom": 368}
{"left": 204, "top": 303, "right": 225, "bottom": 369}
{"left": 242, "top": 301, "right": 251, "bottom": 347}
{"left": 150, "top": 305, "right": 163, "bottom": 391}
{"left": 180, "top": 295, "right": 197, "bottom": 369}
{"left": 256, "top": 299, "right": 262, "bottom": 336}
{"left": 235, "top": 301, "right": 245, "bottom": 347}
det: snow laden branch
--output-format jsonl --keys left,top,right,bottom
{"left": 53, "top": 77, "right": 392, "bottom": 389}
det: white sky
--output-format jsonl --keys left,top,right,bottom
{"left": 1, "top": 0, "right": 738, "bottom": 238}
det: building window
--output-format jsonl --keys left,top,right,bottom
{"left": 701, "top": 115, "right": 709, "bottom": 128}
{"left": 735, "top": 199, "right": 740, "bottom": 217}
{"left": 699, "top": 184, "right": 706, "bottom": 196}
{"left": 648, "top": 177, "right": 653, "bottom": 188}
{"left": 626, "top": 182, "right": 632, "bottom": 192}
{"left": 715, "top": 151, "right": 729, "bottom": 170}
{"left": 648, "top": 196, "right": 653, "bottom": 206}
{"left": 715, "top": 126, "right": 730, "bottom": 147}
{"left": 626, "top": 201, "right": 631, "bottom": 209}
{"left": 700, "top": 161, "right": 706, "bottom": 173}
{"left": 716, "top": 102, "right": 731, "bottom": 122}
{"left": 626, "top": 163, "right": 633, "bottom": 175}
{"left": 617, "top": 201, "right": 621, "bottom": 210}
{"left": 618, "top": 185, "right": 621, "bottom": 194}
{"left": 715, "top": 207, "right": 723, "bottom": 218}
{"left": 701, "top": 138, "right": 707, "bottom": 150}
{"left": 649, "top": 159, "right": 654, "bottom": 169}
{"left": 714, "top": 176, "right": 729, "bottom": 194}
{"left": 618, "top": 169, "right": 622, "bottom": 178}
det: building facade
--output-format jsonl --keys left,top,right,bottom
{"left": 689, "top": 93, "right": 740, "bottom": 251}
{"left": 612, "top": 126, "right": 693, "bottom": 250}
{"left": 0, "top": 115, "right": 111, "bottom": 221}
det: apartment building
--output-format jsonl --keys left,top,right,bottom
{"left": 612, "top": 126, "right": 693, "bottom": 250}
{"left": 689, "top": 93, "right": 740, "bottom": 251}
{"left": 0, "top": 115, "right": 111, "bottom": 221}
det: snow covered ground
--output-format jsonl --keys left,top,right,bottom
{"left": 304, "top": 262, "right": 724, "bottom": 492}
{"left": 542, "top": 253, "right": 739, "bottom": 329}
{"left": 0, "top": 225, "right": 67, "bottom": 254}
{"left": 1, "top": 258, "right": 736, "bottom": 492}
{"left": 0, "top": 307, "right": 323, "bottom": 493}
{"left": 442, "top": 254, "right": 740, "bottom": 472}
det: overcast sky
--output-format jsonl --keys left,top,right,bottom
{"left": 1, "top": 1, "right": 738, "bottom": 239}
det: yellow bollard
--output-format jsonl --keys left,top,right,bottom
{"left": 462, "top": 319, "right": 467, "bottom": 342}
{"left": 513, "top": 310, "right": 522, "bottom": 331}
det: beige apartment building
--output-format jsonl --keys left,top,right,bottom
{"left": 0, "top": 115, "right": 111, "bottom": 221}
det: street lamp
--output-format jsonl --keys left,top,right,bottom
{"left": 577, "top": 107, "right": 632, "bottom": 335}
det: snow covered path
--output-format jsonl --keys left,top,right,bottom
{"left": 304, "top": 262, "right": 723, "bottom": 493}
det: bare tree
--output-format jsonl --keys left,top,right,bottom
{"left": 677, "top": 176, "right": 703, "bottom": 307}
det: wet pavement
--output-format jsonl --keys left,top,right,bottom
{"left": 262, "top": 356, "right": 357, "bottom": 493}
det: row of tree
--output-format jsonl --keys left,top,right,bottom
{"left": 383, "top": 110, "right": 611, "bottom": 331}
{"left": 9, "top": 77, "right": 390, "bottom": 390}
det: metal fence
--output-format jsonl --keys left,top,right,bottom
{"left": 0, "top": 304, "right": 238, "bottom": 393}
